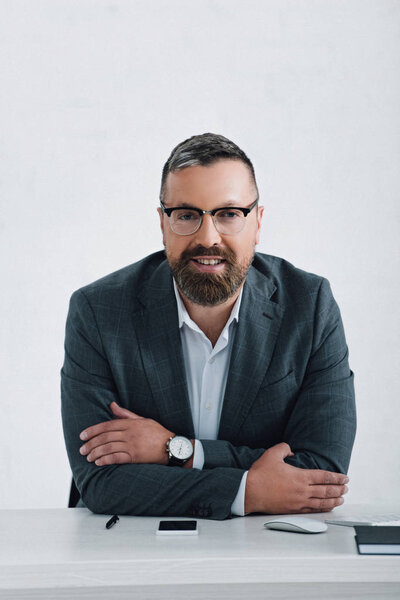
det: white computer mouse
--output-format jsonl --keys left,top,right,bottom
{"left": 264, "top": 516, "right": 328, "bottom": 534}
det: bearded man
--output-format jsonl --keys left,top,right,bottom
{"left": 61, "top": 133, "right": 356, "bottom": 519}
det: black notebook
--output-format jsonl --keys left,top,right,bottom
{"left": 354, "top": 526, "right": 400, "bottom": 555}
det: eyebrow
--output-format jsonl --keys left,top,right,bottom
{"left": 175, "top": 200, "right": 240, "bottom": 208}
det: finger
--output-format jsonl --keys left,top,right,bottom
{"left": 80, "top": 431, "right": 124, "bottom": 455}
{"left": 94, "top": 452, "right": 132, "bottom": 466}
{"left": 297, "top": 506, "right": 337, "bottom": 514}
{"left": 307, "top": 470, "right": 349, "bottom": 486}
{"left": 86, "top": 442, "right": 129, "bottom": 463}
{"left": 308, "top": 484, "right": 348, "bottom": 499}
{"left": 110, "top": 402, "right": 142, "bottom": 420}
{"left": 80, "top": 419, "right": 127, "bottom": 441}
{"left": 302, "top": 497, "right": 345, "bottom": 511}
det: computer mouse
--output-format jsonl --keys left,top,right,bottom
{"left": 264, "top": 516, "right": 328, "bottom": 534}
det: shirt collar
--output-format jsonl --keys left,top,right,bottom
{"left": 173, "top": 279, "right": 242, "bottom": 331}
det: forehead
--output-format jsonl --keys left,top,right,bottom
{"left": 164, "top": 160, "right": 255, "bottom": 206}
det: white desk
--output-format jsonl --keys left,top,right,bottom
{"left": 1, "top": 504, "right": 399, "bottom": 599}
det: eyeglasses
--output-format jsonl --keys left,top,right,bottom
{"left": 160, "top": 198, "right": 259, "bottom": 236}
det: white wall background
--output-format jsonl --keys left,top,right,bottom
{"left": 1, "top": 0, "right": 399, "bottom": 509}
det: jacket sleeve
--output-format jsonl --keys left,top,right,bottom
{"left": 200, "top": 440, "right": 265, "bottom": 470}
{"left": 200, "top": 278, "right": 356, "bottom": 475}
{"left": 61, "top": 289, "right": 244, "bottom": 521}
{"left": 282, "top": 278, "right": 356, "bottom": 474}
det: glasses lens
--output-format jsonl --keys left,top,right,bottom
{"left": 171, "top": 209, "right": 201, "bottom": 235}
{"left": 214, "top": 209, "right": 246, "bottom": 234}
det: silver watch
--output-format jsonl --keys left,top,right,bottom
{"left": 166, "top": 435, "right": 193, "bottom": 466}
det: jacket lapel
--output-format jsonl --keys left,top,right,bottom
{"left": 218, "top": 265, "right": 285, "bottom": 440}
{"left": 133, "top": 261, "right": 195, "bottom": 438}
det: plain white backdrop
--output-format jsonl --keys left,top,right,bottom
{"left": 1, "top": 0, "right": 399, "bottom": 509}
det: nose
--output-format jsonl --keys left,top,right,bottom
{"left": 192, "top": 214, "right": 222, "bottom": 247}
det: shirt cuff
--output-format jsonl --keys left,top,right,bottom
{"left": 192, "top": 439, "right": 204, "bottom": 469}
{"left": 231, "top": 471, "right": 248, "bottom": 516}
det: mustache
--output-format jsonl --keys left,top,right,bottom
{"left": 179, "top": 245, "right": 236, "bottom": 263}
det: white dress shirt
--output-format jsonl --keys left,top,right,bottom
{"left": 173, "top": 281, "right": 248, "bottom": 516}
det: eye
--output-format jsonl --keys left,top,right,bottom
{"left": 174, "top": 210, "right": 199, "bottom": 221}
{"left": 217, "top": 209, "right": 242, "bottom": 219}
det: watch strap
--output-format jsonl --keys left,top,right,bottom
{"left": 168, "top": 454, "right": 189, "bottom": 466}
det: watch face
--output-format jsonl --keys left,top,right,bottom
{"left": 169, "top": 436, "right": 193, "bottom": 460}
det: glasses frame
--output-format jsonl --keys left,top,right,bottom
{"left": 159, "top": 198, "right": 259, "bottom": 236}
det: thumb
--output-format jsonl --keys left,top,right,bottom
{"left": 110, "top": 401, "right": 141, "bottom": 420}
{"left": 270, "top": 442, "right": 295, "bottom": 460}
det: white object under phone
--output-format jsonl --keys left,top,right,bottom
{"left": 157, "top": 520, "right": 198, "bottom": 535}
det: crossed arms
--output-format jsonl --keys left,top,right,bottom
{"left": 77, "top": 402, "right": 350, "bottom": 515}
{"left": 61, "top": 280, "right": 356, "bottom": 520}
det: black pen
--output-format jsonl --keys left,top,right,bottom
{"left": 105, "top": 515, "right": 119, "bottom": 529}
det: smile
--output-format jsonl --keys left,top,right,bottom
{"left": 193, "top": 258, "right": 225, "bottom": 265}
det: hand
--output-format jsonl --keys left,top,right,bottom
{"left": 245, "top": 442, "right": 349, "bottom": 514}
{"left": 79, "top": 402, "right": 174, "bottom": 466}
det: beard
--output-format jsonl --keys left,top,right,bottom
{"left": 166, "top": 244, "right": 254, "bottom": 306}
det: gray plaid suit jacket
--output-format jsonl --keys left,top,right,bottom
{"left": 61, "top": 251, "right": 356, "bottom": 520}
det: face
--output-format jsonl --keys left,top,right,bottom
{"left": 158, "top": 159, "right": 264, "bottom": 306}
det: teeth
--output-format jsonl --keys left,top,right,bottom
{"left": 196, "top": 258, "right": 223, "bottom": 265}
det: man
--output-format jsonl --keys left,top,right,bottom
{"left": 61, "top": 133, "right": 356, "bottom": 520}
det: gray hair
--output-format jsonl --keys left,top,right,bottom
{"left": 159, "top": 132, "right": 259, "bottom": 202}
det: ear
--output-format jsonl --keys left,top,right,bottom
{"left": 255, "top": 205, "right": 264, "bottom": 245}
{"left": 157, "top": 207, "right": 166, "bottom": 244}
{"left": 157, "top": 207, "right": 164, "bottom": 231}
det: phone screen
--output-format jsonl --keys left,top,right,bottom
{"left": 158, "top": 520, "right": 197, "bottom": 531}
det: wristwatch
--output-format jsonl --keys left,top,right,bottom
{"left": 166, "top": 435, "right": 193, "bottom": 466}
